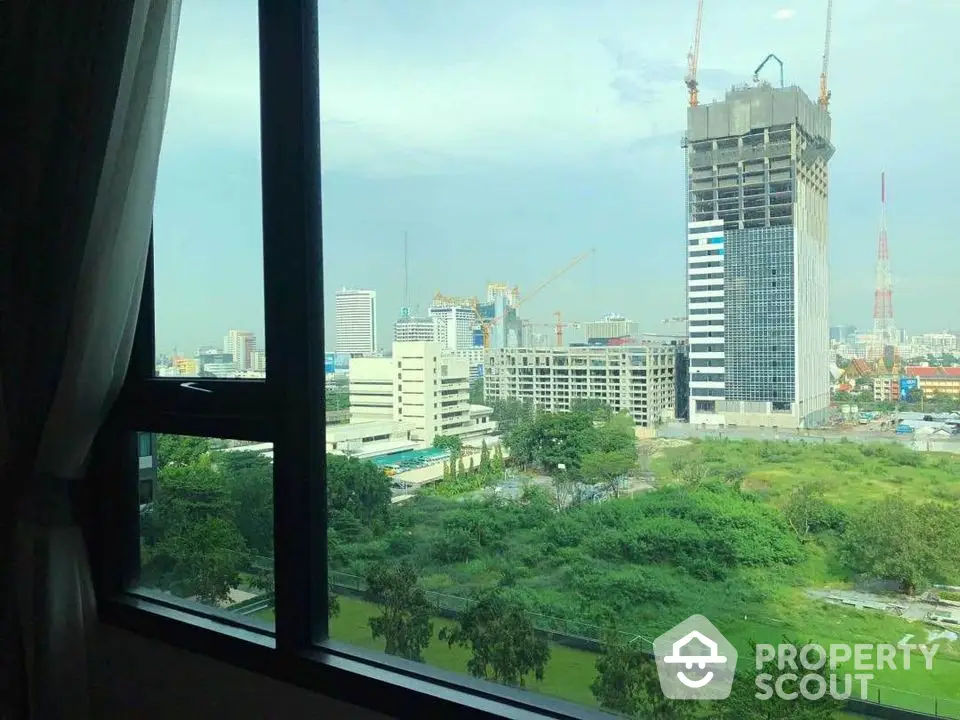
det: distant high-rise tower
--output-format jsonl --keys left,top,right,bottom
{"left": 684, "top": 84, "right": 834, "bottom": 430}
{"left": 335, "top": 288, "right": 377, "bottom": 356}
{"left": 428, "top": 305, "right": 475, "bottom": 351}
{"left": 224, "top": 330, "right": 256, "bottom": 371}
{"left": 870, "top": 172, "right": 896, "bottom": 364}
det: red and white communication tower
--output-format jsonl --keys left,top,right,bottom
{"left": 870, "top": 172, "right": 897, "bottom": 364}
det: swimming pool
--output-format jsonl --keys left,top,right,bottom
{"left": 371, "top": 448, "right": 449, "bottom": 468}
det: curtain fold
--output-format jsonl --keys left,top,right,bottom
{"left": 0, "top": 1, "right": 181, "bottom": 718}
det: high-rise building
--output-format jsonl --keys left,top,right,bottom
{"left": 250, "top": 349, "right": 267, "bottom": 373}
{"left": 393, "top": 308, "right": 436, "bottom": 343}
{"left": 197, "top": 348, "right": 235, "bottom": 377}
{"left": 428, "top": 305, "right": 476, "bottom": 352}
{"left": 224, "top": 330, "right": 257, "bottom": 371}
{"left": 684, "top": 85, "right": 833, "bottom": 429}
{"left": 486, "top": 282, "right": 518, "bottom": 307}
{"left": 335, "top": 288, "right": 377, "bottom": 356}
{"left": 585, "top": 314, "right": 640, "bottom": 343}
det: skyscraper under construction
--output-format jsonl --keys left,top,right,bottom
{"left": 684, "top": 84, "right": 833, "bottom": 429}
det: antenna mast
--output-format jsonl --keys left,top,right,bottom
{"left": 870, "top": 173, "right": 896, "bottom": 366}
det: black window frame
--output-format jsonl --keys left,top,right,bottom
{"left": 85, "top": 2, "right": 603, "bottom": 719}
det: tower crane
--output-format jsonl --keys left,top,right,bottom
{"left": 484, "top": 249, "right": 595, "bottom": 348}
{"left": 818, "top": 0, "right": 833, "bottom": 109}
{"left": 685, "top": 0, "right": 704, "bottom": 107}
{"left": 552, "top": 312, "right": 586, "bottom": 348}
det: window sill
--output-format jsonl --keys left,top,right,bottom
{"left": 100, "top": 595, "right": 608, "bottom": 720}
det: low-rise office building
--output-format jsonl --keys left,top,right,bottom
{"left": 349, "top": 341, "right": 497, "bottom": 445}
{"left": 484, "top": 344, "right": 677, "bottom": 426}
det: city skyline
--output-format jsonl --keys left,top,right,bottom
{"left": 153, "top": 0, "right": 958, "bottom": 354}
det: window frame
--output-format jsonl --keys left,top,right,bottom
{"left": 86, "top": 2, "right": 604, "bottom": 718}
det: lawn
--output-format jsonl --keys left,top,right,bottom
{"left": 259, "top": 595, "right": 602, "bottom": 708}
{"left": 256, "top": 593, "right": 960, "bottom": 718}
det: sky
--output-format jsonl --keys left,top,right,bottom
{"left": 153, "top": 0, "right": 960, "bottom": 355}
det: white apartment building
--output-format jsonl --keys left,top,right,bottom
{"left": 349, "top": 342, "right": 494, "bottom": 445}
{"left": 224, "top": 330, "right": 257, "bottom": 371}
{"left": 393, "top": 315, "right": 436, "bottom": 343}
{"left": 484, "top": 345, "right": 677, "bottom": 427}
{"left": 585, "top": 314, "right": 639, "bottom": 342}
{"left": 336, "top": 288, "right": 377, "bottom": 356}
{"left": 428, "top": 306, "right": 476, "bottom": 352}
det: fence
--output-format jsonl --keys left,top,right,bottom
{"left": 245, "top": 575, "right": 957, "bottom": 719}
{"left": 328, "top": 570, "right": 644, "bottom": 651}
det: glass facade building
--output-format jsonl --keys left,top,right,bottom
{"left": 684, "top": 85, "right": 833, "bottom": 428}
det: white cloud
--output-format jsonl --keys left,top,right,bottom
{"left": 160, "top": 0, "right": 960, "bottom": 177}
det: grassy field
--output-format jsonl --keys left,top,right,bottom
{"left": 275, "top": 439, "right": 960, "bottom": 717}
{"left": 258, "top": 593, "right": 960, "bottom": 718}
{"left": 650, "top": 438, "right": 960, "bottom": 506}
{"left": 259, "top": 596, "right": 602, "bottom": 707}
{"left": 650, "top": 439, "right": 960, "bottom": 716}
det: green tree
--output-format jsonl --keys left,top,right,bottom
{"left": 328, "top": 589, "right": 341, "bottom": 619}
{"left": 440, "top": 590, "right": 549, "bottom": 686}
{"left": 570, "top": 398, "right": 613, "bottom": 422}
{"left": 457, "top": 456, "right": 467, "bottom": 476}
{"left": 215, "top": 449, "right": 274, "bottom": 556}
{"left": 366, "top": 563, "right": 434, "bottom": 661}
{"left": 156, "top": 434, "right": 210, "bottom": 470}
{"left": 479, "top": 440, "right": 490, "bottom": 473}
{"left": 326, "top": 454, "right": 392, "bottom": 530}
{"left": 592, "top": 639, "right": 694, "bottom": 719}
{"left": 843, "top": 495, "right": 959, "bottom": 593}
{"left": 489, "top": 398, "right": 534, "bottom": 435}
{"left": 782, "top": 481, "right": 832, "bottom": 543}
{"left": 469, "top": 378, "right": 484, "bottom": 404}
{"left": 433, "top": 435, "right": 462, "bottom": 454}
{"left": 719, "top": 641, "right": 845, "bottom": 719}
{"left": 491, "top": 444, "right": 504, "bottom": 476}
{"left": 596, "top": 411, "right": 636, "bottom": 453}
{"left": 580, "top": 449, "right": 635, "bottom": 497}
{"left": 534, "top": 412, "right": 598, "bottom": 471}
{"left": 140, "top": 460, "right": 249, "bottom": 604}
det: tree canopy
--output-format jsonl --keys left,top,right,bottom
{"left": 440, "top": 589, "right": 550, "bottom": 686}
{"left": 366, "top": 563, "right": 434, "bottom": 661}
{"left": 843, "top": 495, "right": 960, "bottom": 593}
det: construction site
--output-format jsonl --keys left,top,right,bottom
{"left": 683, "top": 0, "right": 836, "bottom": 431}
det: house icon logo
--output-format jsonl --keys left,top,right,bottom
{"left": 653, "top": 615, "right": 738, "bottom": 700}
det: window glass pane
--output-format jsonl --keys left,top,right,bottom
{"left": 153, "top": 2, "right": 265, "bottom": 378}
{"left": 136, "top": 434, "right": 274, "bottom": 630}
{"left": 317, "top": 1, "right": 960, "bottom": 718}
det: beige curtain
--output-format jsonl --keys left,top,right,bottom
{"left": 1, "top": 1, "right": 181, "bottom": 717}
